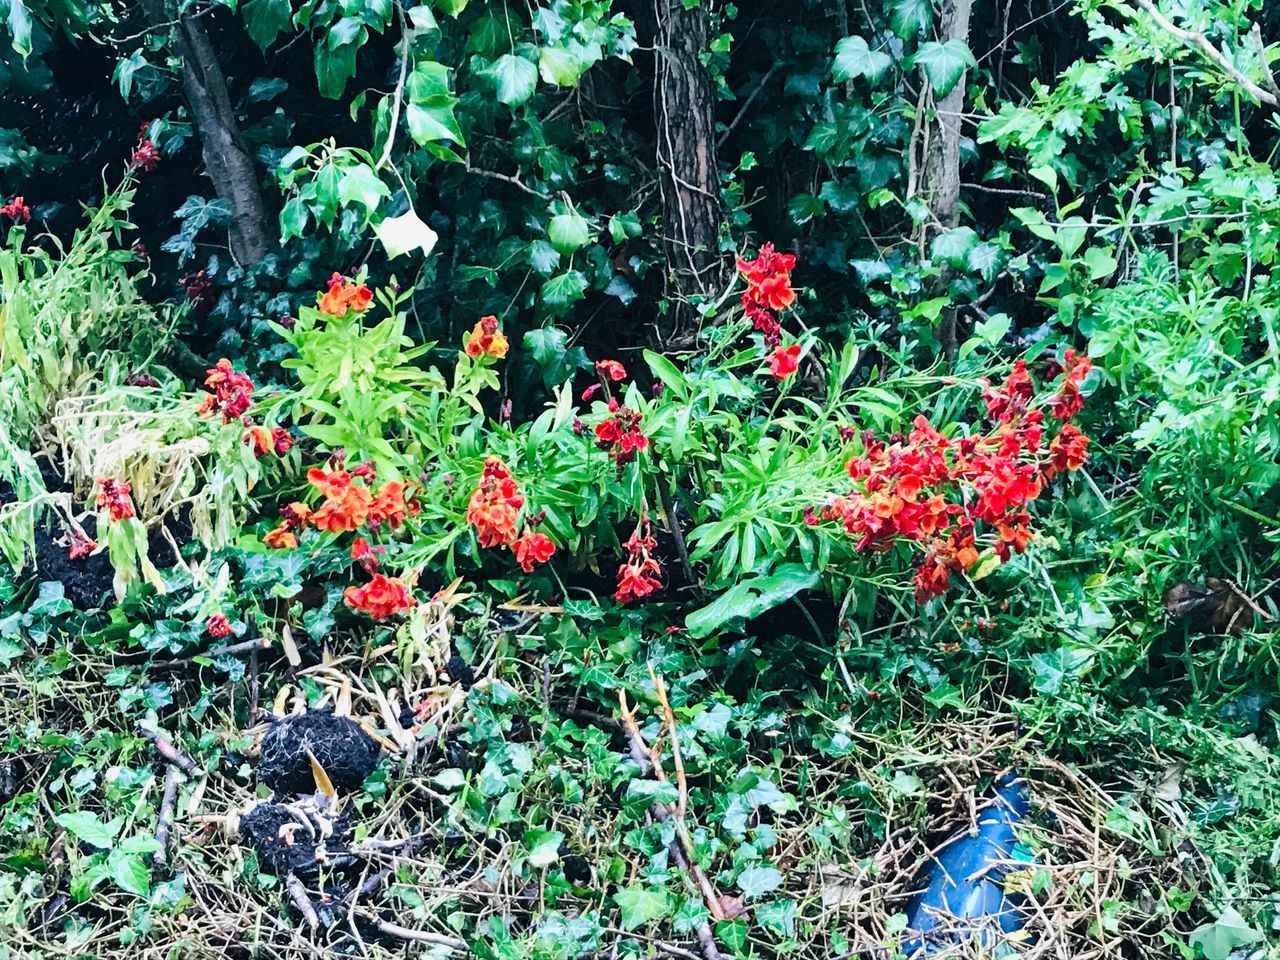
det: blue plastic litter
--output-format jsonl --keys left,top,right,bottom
{"left": 902, "top": 774, "right": 1031, "bottom": 956}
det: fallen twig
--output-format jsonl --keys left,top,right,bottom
{"left": 286, "top": 873, "right": 320, "bottom": 930}
{"left": 369, "top": 916, "right": 467, "bottom": 952}
{"left": 142, "top": 729, "right": 198, "bottom": 775}
{"left": 154, "top": 766, "right": 179, "bottom": 868}
{"left": 149, "top": 635, "right": 272, "bottom": 672}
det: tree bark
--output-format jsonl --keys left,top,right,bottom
{"left": 653, "top": 0, "right": 723, "bottom": 346}
{"left": 921, "top": 0, "right": 974, "bottom": 356}
{"left": 141, "top": 0, "right": 272, "bottom": 265}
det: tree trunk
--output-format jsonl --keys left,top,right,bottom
{"left": 142, "top": 0, "right": 272, "bottom": 266}
{"left": 653, "top": 0, "right": 723, "bottom": 346}
{"left": 921, "top": 0, "right": 974, "bottom": 356}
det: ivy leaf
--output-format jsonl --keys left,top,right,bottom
{"left": 55, "top": 811, "right": 119, "bottom": 849}
{"left": 539, "top": 46, "right": 587, "bottom": 87}
{"left": 930, "top": 226, "right": 979, "bottom": 268}
{"left": 889, "top": 0, "right": 932, "bottom": 38}
{"left": 615, "top": 885, "right": 672, "bottom": 930}
{"left": 547, "top": 211, "right": 591, "bottom": 254}
{"left": 488, "top": 53, "right": 538, "bottom": 107}
{"left": 315, "top": 18, "right": 365, "bottom": 99}
{"left": 108, "top": 850, "right": 151, "bottom": 897}
{"left": 337, "top": 163, "right": 390, "bottom": 215}
{"left": 242, "top": 0, "right": 293, "bottom": 47}
{"left": 539, "top": 270, "right": 588, "bottom": 314}
{"left": 113, "top": 49, "right": 147, "bottom": 101}
{"left": 524, "top": 827, "right": 564, "bottom": 868}
{"left": 1189, "top": 908, "right": 1262, "bottom": 960}
{"left": 832, "top": 36, "right": 891, "bottom": 83}
{"left": 433, "top": 0, "right": 469, "bottom": 16}
{"left": 915, "top": 40, "right": 975, "bottom": 97}
{"left": 736, "top": 865, "right": 783, "bottom": 899}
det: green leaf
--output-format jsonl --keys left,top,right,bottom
{"left": 4, "top": 0, "right": 33, "bottom": 57}
{"left": 615, "top": 885, "right": 672, "bottom": 930}
{"left": 547, "top": 211, "right": 591, "bottom": 254}
{"left": 488, "top": 53, "right": 538, "bottom": 106}
{"left": 930, "top": 226, "right": 979, "bottom": 268}
{"left": 433, "top": 0, "right": 469, "bottom": 16}
{"left": 315, "top": 18, "right": 365, "bottom": 98}
{"left": 736, "top": 865, "right": 783, "bottom": 899}
{"left": 832, "top": 36, "right": 892, "bottom": 82}
{"left": 406, "top": 101, "right": 464, "bottom": 145}
{"left": 242, "top": 0, "right": 293, "bottom": 47}
{"left": 338, "top": 164, "right": 390, "bottom": 214}
{"left": 539, "top": 46, "right": 587, "bottom": 87}
{"left": 108, "top": 850, "right": 151, "bottom": 897}
{"left": 685, "top": 565, "right": 819, "bottom": 639}
{"left": 55, "top": 811, "right": 119, "bottom": 849}
{"left": 1189, "top": 908, "right": 1262, "bottom": 960}
{"left": 889, "top": 0, "right": 931, "bottom": 38}
{"left": 539, "top": 270, "right": 588, "bottom": 313}
{"left": 915, "top": 40, "right": 975, "bottom": 96}
{"left": 524, "top": 827, "right": 564, "bottom": 868}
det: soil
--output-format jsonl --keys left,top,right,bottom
{"left": 257, "top": 712, "right": 382, "bottom": 797}
{"left": 32, "top": 517, "right": 114, "bottom": 610}
{"left": 238, "top": 801, "right": 356, "bottom": 877}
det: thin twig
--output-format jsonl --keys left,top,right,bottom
{"left": 286, "top": 874, "right": 320, "bottom": 930}
{"left": 154, "top": 766, "right": 179, "bottom": 869}
{"left": 1133, "top": 0, "right": 1277, "bottom": 108}
{"left": 142, "top": 729, "right": 198, "bottom": 775}
{"left": 149, "top": 635, "right": 272, "bottom": 672}
{"left": 369, "top": 917, "right": 467, "bottom": 951}
{"left": 375, "top": 1, "right": 411, "bottom": 171}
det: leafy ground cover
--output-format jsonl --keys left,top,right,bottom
{"left": 2, "top": 1, "right": 1280, "bottom": 959}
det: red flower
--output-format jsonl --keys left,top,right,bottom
{"left": 344, "top": 573, "right": 416, "bottom": 619}
{"left": 307, "top": 467, "right": 352, "bottom": 500}
{"left": 466, "top": 457, "right": 525, "bottom": 548}
{"left": 68, "top": 534, "right": 97, "bottom": 560}
{"left": 1048, "top": 349, "right": 1092, "bottom": 421}
{"left": 0, "top": 196, "right": 31, "bottom": 222}
{"left": 581, "top": 383, "right": 602, "bottom": 402}
{"left": 263, "top": 501, "right": 311, "bottom": 549}
{"left": 593, "top": 400, "right": 648, "bottom": 466}
{"left": 595, "top": 359, "right": 627, "bottom": 382}
{"left": 737, "top": 243, "right": 798, "bottom": 337}
{"left": 311, "top": 484, "right": 373, "bottom": 534}
{"left": 981, "top": 359, "right": 1033, "bottom": 421}
{"left": 244, "top": 426, "right": 272, "bottom": 458}
{"left": 124, "top": 369, "right": 159, "bottom": 388}
{"left": 271, "top": 426, "right": 294, "bottom": 457}
{"left": 95, "top": 477, "right": 135, "bottom": 523}
{"left": 769, "top": 344, "right": 801, "bottom": 380}
{"left": 1046, "top": 422, "right": 1090, "bottom": 478}
{"left": 350, "top": 536, "right": 384, "bottom": 574}
{"left": 512, "top": 530, "right": 556, "bottom": 572}
{"left": 206, "top": 613, "right": 232, "bottom": 638}
{"left": 131, "top": 139, "right": 161, "bottom": 172}
{"left": 198, "top": 358, "right": 254, "bottom": 423}
{"left": 615, "top": 521, "right": 662, "bottom": 603}
{"left": 464, "top": 315, "right": 509, "bottom": 358}
{"left": 318, "top": 273, "right": 374, "bottom": 317}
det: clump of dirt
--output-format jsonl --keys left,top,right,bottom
{"left": 238, "top": 801, "right": 355, "bottom": 876}
{"left": 257, "top": 713, "right": 382, "bottom": 796}
{"left": 445, "top": 653, "right": 476, "bottom": 690}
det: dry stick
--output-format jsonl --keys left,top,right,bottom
{"left": 1134, "top": 0, "right": 1277, "bottom": 108}
{"left": 154, "top": 766, "right": 179, "bottom": 869}
{"left": 142, "top": 729, "right": 198, "bottom": 775}
{"left": 368, "top": 917, "right": 467, "bottom": 952}
{"left": 618, "top": 689, "right": 725, "bottom": 960}
{"left": 657, "top": 479, "right": 698, "bottom": 596}
{"left": 150, "top": 635, "right": 272, "bottom": 672}
{"left": 286, "top": 874, "right": 320, "bottom": 931}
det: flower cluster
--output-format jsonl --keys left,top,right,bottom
{"left": 344, "top": 572, "right": 416, "bottom": 619}
{"left": 95, "top": 478, "right": 135, "bottom": 523}
{"left": 466, "top": 457, "right": 524, "bottom": 548}
{"left": 596, "top": 359, "right": 626, "bottom": 382}
{"left": 737, "top": 243, "right": 797, "bottom": 347}
{"left": 1, "top": 196, "right": 31, "bottom": 222}
{"left": 616, "top": 519, "right": 663, "bottom": 604}
{"left": 130, "top": 123, "right": 160, "bottom": 173}
{"left": 263, "top": 501, "right": 311, "bottom": 549}
{"left": 817, "top": 352, "right": 1093, "bottom": 603}
{"left": 197, "top": 358, "right": 254, "bottom": 423}
{"left": 464, "top": 315, "right": 510, "bottom": 359}
{"left": 464, "top": 458, "right": 557, "bottom": 571}
{"left": 68, "top": 532, "right": 97, "bottom": 560}
{"left": 181, "top": 270, "right": 215, "bottom": 315}
{"left": 318, "top": 273, "right": 374, "bottom": 318}
{"left": 308, "top": 465, "right": 418, "bottom": 535}
{"left": 594, "top": 398, "right": 649, "bottom": 466}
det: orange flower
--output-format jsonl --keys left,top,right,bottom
{"left": 595, "top": 359, "right": 627, "bottom": 382}
{"left": 344, "top": 572, "right": 415, "bottom": 619}
{"left": 263, "top": 525, "right": 299, "bottom": 549}
{"left": 311, "top": 484, "right": 373, "bottom": 534}
{"left": 512, "top": 530, "right": 556, "bottom": 572}
{"left": 244, "top": 425, "right": 272, "bottom": 457}
{"left": 464, "top": 315, "right": 510, "bottom": 359}
{"left": 318, "top": 272, "right": 374, "bottom": 317}
{"left": 95, "top": 478, "right": 135, "bottom": 523}
{"left": 466, "top": 457, "right": 524, "bottom": 547}
{"left": 307, "top": 467, "right": 351, "bottom": 499}
{"left": 369, "top": 480, "right": 417, "bottom": 529}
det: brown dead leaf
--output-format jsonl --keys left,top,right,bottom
{"left": 1163, "top": 577, "right": 1252, "bottom": 635}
